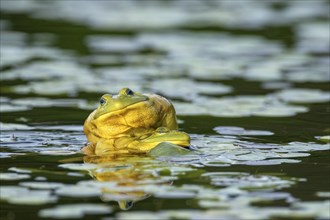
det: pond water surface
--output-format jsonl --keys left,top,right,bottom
{"left": 0, "top": 1, "right": 329, "bottom": 220}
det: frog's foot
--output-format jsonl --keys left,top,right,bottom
{"left": 81, "top": 143, "right": 95, "bottom": 155}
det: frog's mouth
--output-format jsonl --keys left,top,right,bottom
{"left": 94, "top": 97, "right": 148, "bottom": 119}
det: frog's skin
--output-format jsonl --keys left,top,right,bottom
{"left": 82, "top": 127, "right": 190, "bottom": 155}
{"left": 84, "top": 88, "right": 178, "bottom": 143}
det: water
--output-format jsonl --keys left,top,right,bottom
{"left": 0, "top": 1, "right": 329, "bottom": 219}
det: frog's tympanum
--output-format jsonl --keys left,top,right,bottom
{"left": 83, "top": 88, "right": 190, "bottom": 155}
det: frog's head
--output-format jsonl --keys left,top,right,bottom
{"left": 94, "top": 88, "right": 148, "bottom": 119}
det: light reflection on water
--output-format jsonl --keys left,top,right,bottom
{"left": 0, "top": 0, "right": 329, "bottom": 219}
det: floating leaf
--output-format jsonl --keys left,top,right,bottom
{"left": 0, "top": 172, "right": 30, "bottom": 180}
{"left": 0, "top": 186, "right": 57, "bottom": 205}
{"left": 0, "top": 122, "right": 33, "bottom": 130}
{"left": 39, "top": 204, "right": 112, "bottom": 219}
{"left": 317, "top": 135, "right": 330, "bottom": 143}
{"left": 8, "top": 167, "right": 32, "bottom": 173}
{"left": 39, "top": 150, "right": 77, "bottom": 156}
{"left": 316, "top": 192, "right": 330, "bottom": 198}
{"left": 214, "top": 126, "right": 274, "bottom": 136}
{"left": 275, "top": 89, "right": 330, "bottom": 104}
{"left": 19, "top": 182, "right": 64, "bottom": 189}
{"left": 58, "top": 163, "right": 98, "bottom": 171}
{"left": 55, "top": 185, "right": 101, "bottom": 197}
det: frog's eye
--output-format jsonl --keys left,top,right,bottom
{"left": 125, "top": 88, "right": 134, "bottom": 96}
{"left": 119, "top": 88, "right": 134, "bottom": 96}
{"left": 100, "top": 97, "right": 106, "bottom": 106}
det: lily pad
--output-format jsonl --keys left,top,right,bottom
{"left": 58, "top": 163, "right": 98, "bottom": 171}
{"left": 39, "top": 204, "right": 112, "bottom": 219}
{"left": 150, "top": 78, "right": 232, "bottom": 101}
{"left": 55, "top": 185, "right": 101, "bottom": 197}
{"left": 0, "top": 172, "right": 30, "bottom": 180}
{"left": 214, "top": 126, "right": 274, "bottom": 136}
{"left": 317, "top": 135, "right": 330, "bottom": 143}
{"left": 0, "top": 122, "right": 33, "bottom": 130}
{"left": 8, "top": 167, "right": 32, "bottom": 173}
{"left": 316, "top": 192, "right": 330, "bottom": 198}
{"left": 275, "top": 89, "right": 330, "bottom": 104}
{"left": 19, "top": 181, "right": 64, "bottom": 189}
{"left": 0, "top": 186, "right": 57, "bottom": 205}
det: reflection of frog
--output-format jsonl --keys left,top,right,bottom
{"left": 83, "top": 88, "right": 190, "bottom": 155}
{"left": 84, "top": 155, "right": 172, "bottom": 210}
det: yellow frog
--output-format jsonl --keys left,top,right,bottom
{"left": 83, "top": 88, "right": 190, "bottom": 155}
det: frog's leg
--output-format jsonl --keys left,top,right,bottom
{"left": 81, "top": 143, "right": 96, "bottom": 155}
{"left": 94, "top": 139, "right": 117, "bottom": 155}
{"left": 127, "top": 140, "right": 158, "bottom": 153}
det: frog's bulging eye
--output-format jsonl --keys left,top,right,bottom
{"left": 100, "top": 97, "right": 106, "bottom": 106}
{"left": 119, "top": 88, "right": 134, "bottom": 96}
{"left": 125, "top": 88, "right": 134, "bottom": 96}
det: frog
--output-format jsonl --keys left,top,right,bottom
{"left": 83, "top": 88, "right": 190, "bottom": 155}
